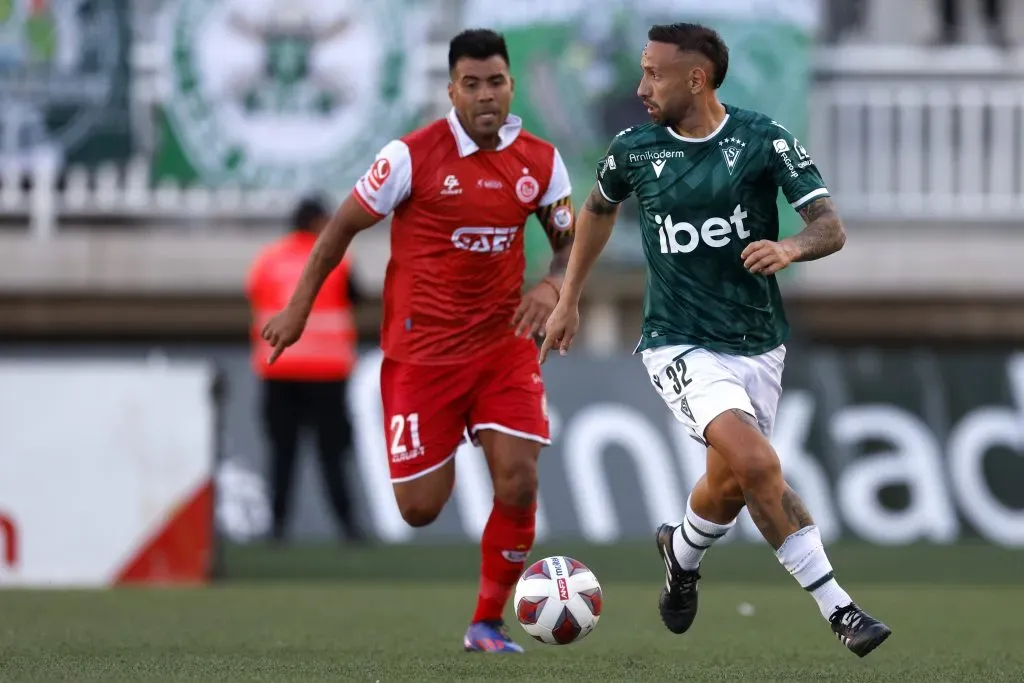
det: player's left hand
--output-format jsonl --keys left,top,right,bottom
{"left": 741, "top": 239, "right": 800, "bottom": 276}
{"left": 513, "top": 278, "right": 561, "bottom": 338}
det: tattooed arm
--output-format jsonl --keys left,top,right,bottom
{"left": 786, "top": 196, "right": 847, "bottom": 262}
{"left": 742, "top": 196, "right": 846, "bottom": 276}
{"left": 533, "top": 195, "right": 576, "bottom": 286}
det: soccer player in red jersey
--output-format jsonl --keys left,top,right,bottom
{"left": 261, "top": 29, "right": 575, "bottom": 653}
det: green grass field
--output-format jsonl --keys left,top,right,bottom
{"left": 1, "top": 542, "right": 1022, "bottom": 682}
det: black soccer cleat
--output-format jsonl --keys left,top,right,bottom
{"left": 655, "top": 523, "right": 701, "bottom": 635}
{"left": 829, "top": 603, "right": 892, "bottom": 657}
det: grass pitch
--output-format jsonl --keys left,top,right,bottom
{"left": 1, "top": 542, "right": 1022, "bottom": 682}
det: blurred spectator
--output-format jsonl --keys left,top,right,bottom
{"left": 245, "top": 195, "right": 366, "bottom": 544}
{"left": 934, "top": 0, "right": 1008, "bottom": 47}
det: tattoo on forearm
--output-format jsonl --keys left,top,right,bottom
{"left": 793, "top": 197, "right": 846, "bottom": 262}
{"left": 584, "top": 185, "right": 617, "bottom": 216}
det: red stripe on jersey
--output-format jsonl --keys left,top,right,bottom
{"left": 352, "top": 188, "right": 386, "bottom": 219}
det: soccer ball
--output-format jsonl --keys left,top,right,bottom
{"left": 513, "top": 555, "right": 602, "bottom": 644}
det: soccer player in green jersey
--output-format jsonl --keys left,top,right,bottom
{"left": 540, "top": 23, "right": 891, "bottom": 657}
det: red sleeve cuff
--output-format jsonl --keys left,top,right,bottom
{"left": 352, "top": 188, "right": 386, "bottom": 219}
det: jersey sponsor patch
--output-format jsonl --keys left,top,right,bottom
{"left": 441, "top": 174, "right": 462, "bottom": 195}
{"left": 451, "top": 226, "right": 519, "bottom": 253}
{"left": 368, "top": 158, "right": 391, "bottom": 191}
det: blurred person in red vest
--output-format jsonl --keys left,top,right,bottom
{"left": 246, "top": 195, "right": 366, "bottom": 544}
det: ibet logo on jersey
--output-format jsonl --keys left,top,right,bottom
{"left": 157, "top": 0, "right": 425, "bottom": 190}
{"left": 451, "top": 226, "right": 519, "bottom": 253}
{"left": 655, "top": 205, "right": 750, "bottom": 254}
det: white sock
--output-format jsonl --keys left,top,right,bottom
{"left": 776, "top": 526, "right": 853, "bottom": 620}
{"left": 672, "top": 497, "right": 736, "bottom": 570}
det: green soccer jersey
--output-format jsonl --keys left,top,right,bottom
{"left": 596, "top": 105, "right": 830, "bottom": 357}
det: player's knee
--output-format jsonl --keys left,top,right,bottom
{"left": 393, "top": 483, "right": 449, "bottom": 528}
{"left": 708, "top": 470, "right": 745, "bottom": 504}
{"left": 732, "top": 447, "right": 783, "bottom": 494}
{"left": 397, "top": 500, "right": 443, "bottom": 528}
{"left": 492, "top": 460, "right": 538, "bottom": 509}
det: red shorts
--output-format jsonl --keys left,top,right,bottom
{"left": 379, "top": 336, "right": 550, "bottom": 482}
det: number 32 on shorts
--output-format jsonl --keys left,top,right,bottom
{"left": 389, "top": 412, "right": 424, "bottom": 460}
{"left": 651, "top": 351, "right": 692, "bottom": 394}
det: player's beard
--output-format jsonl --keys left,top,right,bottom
{"left": 643, "top": 99, "right": 671, "bottom": 127}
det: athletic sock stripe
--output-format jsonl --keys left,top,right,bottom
{"left": 803, "top": 570, "right": 835, "bottom": 592}
{"left": 684, "top": 518, "right": 728, "bottom": 539}
{"left": 679, "top": 524, "right": 713, "bottom": 551}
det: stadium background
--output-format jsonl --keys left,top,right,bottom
{"left": 1, "top": 0, "right": 1023, "bottom": 681}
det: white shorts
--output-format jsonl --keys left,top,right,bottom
{"left": 641, "top": 344, "right": 786, "bottom": 444}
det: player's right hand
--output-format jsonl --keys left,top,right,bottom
{"left": 538, "top": 302, "right": 580, "bottom": 364}
{"left": 260, "top": 306, "right": 308, "bottom": 365}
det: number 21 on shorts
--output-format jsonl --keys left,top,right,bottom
{"left": 389, "top": 412, "right": 423, "bottom": 458}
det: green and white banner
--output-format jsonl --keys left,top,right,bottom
{"left": 463, "top": 0, "right": 821, "bottom": 272}
{"left": 0, "top": 0, "right": 131, "bottom": 169}
{"left": 152, "top": 0, "right": 427, "bottom": 192}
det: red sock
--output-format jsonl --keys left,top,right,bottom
{"left": 472, "top": 498, "right": 537, "bottom": 623}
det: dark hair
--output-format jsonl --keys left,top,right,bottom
{"left": 648, "top": 23, "right": 729, "bottom": 89}
{"left": 291, "top": 195, "right": 329, "bottom": 231}
{"left": 448, "top": 28, "right": 510, "bottom": 73}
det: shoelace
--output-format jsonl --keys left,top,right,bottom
{"left": 670, "top": 571, "right": 700, "bottom": 595}
{"left": 831, "top": 605, "right": 863, "bottom": 632}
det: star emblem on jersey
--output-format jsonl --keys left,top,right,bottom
{"left": 719, "top": 137, "right": 746, "bottom": 174}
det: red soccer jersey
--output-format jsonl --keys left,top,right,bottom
{"left": 352, "top": 108, "right": 573, "bottom": 364}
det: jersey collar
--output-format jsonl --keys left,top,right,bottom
{"left": 666, "top": 113, "right": 731, "bottom": 143}
{"left": 446, "top": 107, "right": 523, "bottom": 157}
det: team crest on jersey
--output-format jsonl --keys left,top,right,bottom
{"left": 516, "top": 174, "right": 540, "bottom": 203}
{"left": 719, "top": 137, "right": 746, "bottom": 174}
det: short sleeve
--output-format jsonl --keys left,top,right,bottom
{"left": 595, "top": 130, "right": 633, "bottom": 204}
{"left": 538, "top": 147, "right": 572, "bottom": 206}
{"left": 352, "top": 140, "right": 413, "bottom": 217}
{"left": 765, "top": 123, "right": 830, "bottom": 210}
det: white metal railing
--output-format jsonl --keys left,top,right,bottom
{"left": 811, "top": 82, "right": 1024, "bottom": 221}
{"left": 0, "top": 157, "right": 298, "bottom": 239}
{"left": 810, "top": 46, "right": 1024, "bottom": 222}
